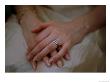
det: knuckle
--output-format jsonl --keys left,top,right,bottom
{"left": 46, "top": 47, "right": 50, "bottom": 52}
{"left": 37, "top": 52, "right": 45, "bottom": 61}
{"left": 37, "top": 43, "right": 42, "bottom": 48}
{"left": 37, "top": 42, "right": 45, "bottom": 49}
{"left": 47, "top": 45, "right": 52, "bottom": 51}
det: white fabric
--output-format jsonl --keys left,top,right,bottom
{"left": 5, "top": 6, "right": 105, "bottom": 72}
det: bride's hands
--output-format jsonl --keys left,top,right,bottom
{"left": 18, "top": 5, "right": 105, "bottom": 70}
{"left": 28, "top": 19, "right": 87, "bottom": 65}
{"left": 19, "top": 14, "right": 70, "bottom": 70}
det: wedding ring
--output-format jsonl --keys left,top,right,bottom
{"left": 52, "top": 40, "right": 58, "bottom": 47}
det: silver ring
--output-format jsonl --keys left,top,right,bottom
{"left": 52, "top": 40, "right": 58, "bottom": 47}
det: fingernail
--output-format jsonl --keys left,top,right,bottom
{"left": 66, "top": 54, "right": 70, "bottom": 60}
{"left": 33, "top": 64, "right": 36, "bottom": 70}
{"left": 47, "top": 61, "right": 51, "bottom": 67}
{"left": 57, "top": 61, "right": 63, "bottom": 68}
{"left": 32, "top": 62, "right": 36, "bottom": 71}
{"left": 49, "top": 59, "right": 53, "bottom": 64}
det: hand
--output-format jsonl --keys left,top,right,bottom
{"left": 28, "top": 20, "right": 87, "bottom": 65}
{"left": 15, "top": 5, "right": 71, "bottom": 70}
{"left": 21, "top": 18, "right": 70, "bottom": 70}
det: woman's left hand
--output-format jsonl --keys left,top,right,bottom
{"left": 27, "top": 20, "right": 87, "bottom": 64}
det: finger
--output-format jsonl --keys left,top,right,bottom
{"left": 57, "top": 46, "right": 70, "bottom": 60}
{"left": 57, "top": 59, "right": 63, "bottom": 68}
{"left": 43, "top": 56, "right": 50, "bottom": 66}
{"left": 31, "top": 61, "right": 37, "bottom": 71}
{"left": 26, "top": 48, "right": 30, "bottom": 56}
{"left": 49, "top": 43, "right": 69, "bottom": 64}
{"left": 51, "top": 50, "right": 63, "bottom": 67}
{"left": 27, "top": 28, "right": 51, "bottom": 55}
{"left": 64, "top": 52, "right": 70, "bottom": 60}
{"left": 32, "top": 22, "right": 52, "bottom": 33}
{"left": 50, "top": 50, "right": 57, "bottom": 65}
{"left": 27, "top": 34, "right": 56, "bottom": 60}
{"left": 33, "top": 40, "right": 57, "bottom": 62}
{"left": 33, "top": 28, "right": 50, "bottom": 45}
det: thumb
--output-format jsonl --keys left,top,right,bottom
{"left": 31, "top": 22, "right": 51, "bottom": 33}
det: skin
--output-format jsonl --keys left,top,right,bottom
{"left": 27, "top": 5, "right": 106, "bottom": 65}
{"left": 15, "top": 5, "right": 105, "bottom": 70}
{"left": 15, "top": 6, "right": 70, "bottom": 70}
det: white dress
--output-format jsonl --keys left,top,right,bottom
{"left": 5, "top": 5, "right": 106, "bottom": 72}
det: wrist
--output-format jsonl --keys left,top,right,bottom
{"left": 19, "top": 11, "right": 42, "bottom": 31}
{"left": 15, "top": 6, "right": 35, "bottom": 22}
{"left": 70, "top": 16, "right": 90, "bottom": 36}
{"left": 81, "top": 15, "right": 91, "bottom": 35}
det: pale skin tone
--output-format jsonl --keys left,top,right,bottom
{"left": 15, "top": 5, "right": 105, "bottom": 70}
{"left": 15, "top": 6, "right": 70, "bottom": 70}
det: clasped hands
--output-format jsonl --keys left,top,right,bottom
{"left": 26, "top": 20, "right": 86, "bottom": 70}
